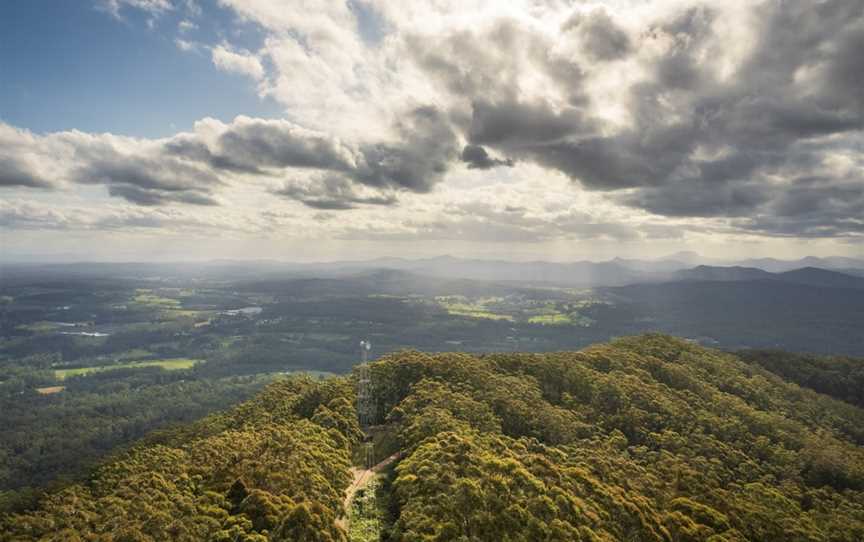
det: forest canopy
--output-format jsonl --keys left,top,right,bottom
{"left": 3, "top": 335, "right": 864, "bottom": 541}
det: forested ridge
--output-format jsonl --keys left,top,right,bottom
{"left": 736, "top": 349, "right": 864, "bottom": 408}
{"left": 1, "top": 377, "right": 359, "bottom": 541}
{"left": 3, "top": 334, "right": 864, "bottom": 541}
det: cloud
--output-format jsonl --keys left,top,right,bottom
{"left": 733, "top": 176, "right": 864, "bottom": 238}
{"left": 338, "top": 202, "right": 645, "bottom": 243}
{"left": 72, "top": 151, "right": 221, "bottom": 206}
{"left": 0, "top": 157, "right": 53, "bottom": 188}
{"left": 169, "top": 108, "right": 459, "bottom": 195}
{"left": 211, "top": 44, "right": 265, "bottom": 80}
{"left": 0, "top": 124, "right": 56, "bottom": 188}
{"left": 175, "top": 38, "right": 199, "bottom": 52}
{"left": 0, "top": 108, "right": 457, "bottom": 209}
{"left": 273, "top": 175, "right": 397, "bottom": 210}
{"left": 0, "top": 199, "right": 261, "bottom": 234}
{"left": 98, "top": 0, "right": 172, "bottom": 19}
{"left": 352, "top": 106, "right": 460, "bottom": 192}
{"left": 165, "top": 116, "right": 359, "bottom": 173}
{"left": 178, "top": 19, "right": 197, "bottom": 32}
{"left": 0, "top": 201, "right": 75, "bottom": 230}
{"left": 563, "top": 8, "right": 632, "bottom": 61}
{"left": 0, "top": 121, "right": 223, "bottom": 206}
{"left": 398, "top": 0, "right": 863, "bottom": 237}
{"left": 6, "top": 0, "right": 863, "bottom": 244}
{"left": 461, "top": 145, "right": 514, "bottom": 170}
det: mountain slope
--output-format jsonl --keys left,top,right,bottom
{"left": 604, "top": 280, "right": 864, "bottom": 354}
{"left": 737, "top": 349, "right": 864, "bottom": 408}
{"left": 669, "top": 265, "right": 864, "bottom": 289}
{"left": 777, "top": 267, "right": 864, "bottom": 289}
{"left": 735, "top": 256, "right": 864, "bottom": 273}
{"left": 3, "top": 335, "right": 864, "bottom": 541}
{"left": 1, "top": 377, "right": 359, "bottom": 541}
{"left": 372, "top": 336, "right": 864, "bottom": 541}
{"left": 673, "top": 265, "right": 773, "bottom": 282}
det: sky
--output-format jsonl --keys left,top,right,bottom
{"left": 1, "top": 0, "right": 862, "bottom": 263}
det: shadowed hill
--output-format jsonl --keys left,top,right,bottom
{"left": 671, "top": 265, "right": 864, "bottom": 289}
{"left": 738, "top": 349, "right": 864, "bottom": 408}
{"left": 776, "top": 267, "right": 864, "bottom": 289}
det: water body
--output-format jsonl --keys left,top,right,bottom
{"left": 222, "top": 306, "right": 262, "bottom": 316}
{"left": 60, "top": 331, "right": 110, "bottom": 337}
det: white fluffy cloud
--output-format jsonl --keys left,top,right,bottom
{"left": 211, "top": 44, "right": 265, "bottom": 80}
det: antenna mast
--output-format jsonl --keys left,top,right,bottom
{"left": 354, "top": 339, "right": 379, "bottom": 538}
{"left": 357, "top": 339, "right": 373, "bottom": 428}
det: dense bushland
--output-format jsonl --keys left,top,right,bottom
{"left": 373, "top": 335, "right": 864, "bottom": 540}
{"left": 1, "top": 377, "right": 359, "bottom": 541}
{"left": 4, "top": 335, "right": 864, "bottom": 541}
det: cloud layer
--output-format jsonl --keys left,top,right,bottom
{"left": 2, "top": 0, "right": 863, "bottom": 247}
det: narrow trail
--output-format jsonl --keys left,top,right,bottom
{"left": 342, "top": 452, "right": 401, "bottom": 514}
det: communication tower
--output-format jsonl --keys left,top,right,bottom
{"left": 355, "top": 339, "right": 380, "bottom": 538}
{"left": 357, "top": 340, "right": 374, "bottom": 429}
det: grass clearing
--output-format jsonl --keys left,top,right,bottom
{"left": 528, "top": 313, "right": 572, "bottom": 325}
{"left": 36, "top": 386, "right": 65, "bottom": 395}
{"left": 133, "top": 289, "right": 181, "bottom": 308}
{"left": 348, "top": 476, "right": 384, "bottom": 542}
{"left": 435, "top": 296, "right": 515, "bottom": 321}
{"left": 55, "top": 358, "right": 199, "bottom": 380}
{"left": 17, "top": 321, "right": 66, "bottom": 333}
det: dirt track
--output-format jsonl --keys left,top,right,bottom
{"left": 338, "top": 452, "right": 401, "bottom": 531}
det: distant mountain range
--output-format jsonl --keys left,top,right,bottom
{"left": 307, "top": 255, "right": 864, "bottom": 288}
{"left": 296, "top": 253, "right": 864, "bottom": 286}
{"left": 3, "top": 254, "right": 863, "bottom": 288}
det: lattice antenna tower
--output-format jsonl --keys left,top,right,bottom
{"left": 357, "top": 339, "right": 376, "bottom": 468}
{"left": 355, "top": 340, "right": 381, "bottom": 538}
{"left": 357, "top": 340, "right": 374, "bottom": 426}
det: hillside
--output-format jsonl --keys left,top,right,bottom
{"left": 670, "top": 265, "right": 864, "bottom": 290}
{"left": 3, "top": 335, "right": 864, "bottom": 541}
{"left": 776, "top": 267, "right": 864, "bottom": 289}
{"left": 603, "top": 281, "right": 864, "bottom": 354}
{"left": 672, "top": 265, "right": 773, "bottom": 282}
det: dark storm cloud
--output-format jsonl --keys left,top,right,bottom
{"left": 440, "top": 0, "right": 863, "bottom": 237}
{"left": 469, "top": 100, "right": 591, "bottom": 146}
{"left": 738, "top": 177, "right": 864, "bottom": 237}
{"left": 619, "top": 180, "right": 772, "bottom": 218}
{"left": 273, "top": 175, "right": 397, "bottom": 210}
{"left": 0, "top": 157, "right": 52, "bottom": 188}
{"left": 352, "top": 106, "right": 460, "bottom": 192}
{"left": 460, "top": 145, "right": 514, "bottom": 169}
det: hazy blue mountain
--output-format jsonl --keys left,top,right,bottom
{"left": 734, "top": 256, "right": 864, "bottom": 273}
{"left": 604, "top": 280, "right": 864, "bottom": 354}
{"left": 668, "top": 265, "right": 864, "bottom": 289}
{"left": 673, "top": 265, "right": 773, "bottom": 282}
{"left": 776, "top": 267, "right": 864, "bottom": 289}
